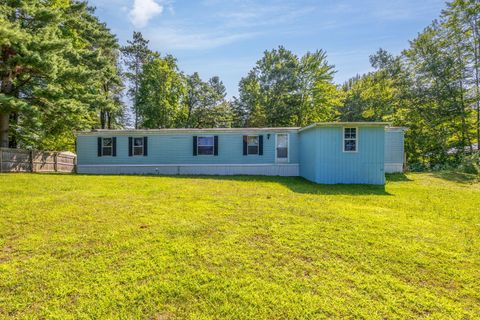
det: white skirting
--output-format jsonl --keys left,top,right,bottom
{"left": 77, "top": 163, "right": 300, "bottom": 176}
{"left": 385, "top": 163, "right": 404, "bottom": 173}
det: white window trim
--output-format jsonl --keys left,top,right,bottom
{"left": 246, "top": 135, "right": 259, "bottom": 155}
{"left": 132, "top": 137, "right": 144, "bottom": 156}
{"left": 343, "top": 127, "right": 358, "bottom": 153}
{"left": 102, "top": 137, "right": 113, "bottom": 157}
{"left": 197, "top": 135, "right": 215, "bottom": 156}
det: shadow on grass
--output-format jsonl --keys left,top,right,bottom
{"left": 160, "top": 174, "right": 392, "bottom": 196}
{"left": 17, "top": 172, "right": 394, "bottom": 196}
{"left": 385, "top": 173, "right": 412, "bottom": 182}
{"left": 429, "top": 171, "right": 479, "bottom": 184}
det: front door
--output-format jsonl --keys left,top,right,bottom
{"left": 276, "top": 134, "right": 288, "bottom": 163}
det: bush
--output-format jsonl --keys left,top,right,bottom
{"left": 407, "top": 152, "right": 480, "bottom": 174}
{"left": 457, "top": 153, "right": 480, "bottom": 175}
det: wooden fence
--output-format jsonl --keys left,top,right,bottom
{"left": 0, "top": 148, "right": 76, "bottom": 173}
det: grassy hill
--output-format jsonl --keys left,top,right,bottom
{"left": 0, "top": 173, "right": 479, "bottom": 319}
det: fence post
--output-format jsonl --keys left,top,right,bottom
{"left": 0, "top": 148, "right": 2, "bottom": 173}
{"left": 30, "top": 149, "right": 35, "bottom": 173}
{"left": 54, "top": 152, "right": 58, "bottom": 172}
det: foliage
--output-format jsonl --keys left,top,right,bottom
{"left": 0, "top": 0, "right": 125, "bottom": 151}
{"left": 121, "top": 31, "right": 151, "bottom": 129}
{"left": 457, "top": 152, "right": 480, "bottom": 174}
{"left": 136, "top": 54, "right": 186, "bottom": 128}
{"left": 0, "top": 173, "right": 479, "bottom": 318}
{"left": 121, "top": 32, "right": 235, "bottom": 130}
{"left": 236, "top": 46, "right": 341, "bottom": 127}
{"left": 184, "top": 74, "right": 235, "bottom": 128}
{"left": 2, "top": 0, "right": 480, "bottom": 163}
{"left": 134, "top": 54, "right": 236, "bottom": 129}
{"left": 340, "top": 1, "right": 480, "bottom": 167}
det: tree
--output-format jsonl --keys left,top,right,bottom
{"left": 235, "top": 71, "right": 265, "bottom": 127}
{"left": 340, "top": 7, "right": 479, "bottom": 167}
{"left": 0, "top": 1, "right": 123, "bottom": 150}
{"left": 0, "top": 1, "right": 68, "bottom": 147}
{"left": 184, "top": 72, "right": 209, "bottom": 128}
{"left": 403, "top": 22, "right": 475, "bottom": 163}
{"left": 255, "top": 46, "right": 301, "bottom": 126}
{"left": 121, "top": 31, "right": 151, "bottom": 129}
{"left": 76, "top": 7, "right": 126, "bottom": 130}
{"left": 136, "top": 54, "right": 186, "bottom": 128}
{"left": 297, "top": 50, "right": 343, "bottom": 125}
{"left": 184, "top": 73, "right": 234, "bottom": 128}
{"left": 443, "top": 0, "right": 480, "bottom": 149}
{"left": 198, "top": 76, "right": 233, "bottom": 128}
{"left": 236, "top": 46, "right": 341, "bottom": 127}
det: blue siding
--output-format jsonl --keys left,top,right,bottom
{"left": 385, "top": 129, "right": 404, "bottom": 165}
{"left": 77, "top": 131, "right": 299, "bottom": 165}
{"left": 77, "top": 125, "right": 389, "bottom": 184}
{"left": 299, "top": 126, "right": 385, "bottom": 185}
{"left": 299, "top": 128, "right": 317, "bottom": 182}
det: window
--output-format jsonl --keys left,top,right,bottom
{"left": 197, "top": 136, "right": 214, "bottom": 155}
{"left": 247, "top": 136, "right": 259, "bottom": 155}
{"left": 133, "top": 137, "right": 144, "bottom": 156}
{"left": 344, "top": 128, "right": 357, "bottom": 152}
{"left": 102, "top": 138, "right": 113, "bottom": 156}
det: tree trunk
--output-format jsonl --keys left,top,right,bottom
{"left": 134, "top": 57, "right": 139, "bottom": 129}
{"left": 453, "top": 40, "right": 472, "bottom": 154}
{"left": 9, "top": 112, "right": 18, "bottom": 148}
{"left": 471, "top": 18, "right": 480, "bottom": 150}
{"left": 100, "top": 110, "right": 106, "bottom": 129}
{"left": 0, "top": 113, "right": 9, "bottom": 148}
{"left": 1, "top": 69, "right": 14, "bottom": 147}
{"left": 107, "top": 111, "right": 112, "bottom": 129}
{"left": 458, "top": 77, "right": 472, "bottom": 153}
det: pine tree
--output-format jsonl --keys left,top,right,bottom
{"left": 0, "top": 1, "right": 123, "bottom": 150}
{"left": 121, "top": 31, "right": 152, "bottom": 129}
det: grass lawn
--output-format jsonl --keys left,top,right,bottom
{"left": 0, "top": 172, "right": 479, "bottom": 319}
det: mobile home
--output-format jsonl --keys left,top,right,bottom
{"left": 76, "top": 122, "right": 405, "bottom": 185}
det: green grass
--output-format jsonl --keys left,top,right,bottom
{"left": 0, "top": 172, "right": 479, "bottom": 319}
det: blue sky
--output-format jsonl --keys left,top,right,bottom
{"left": 91, "top": 0, "right": 445, "bottom": 98}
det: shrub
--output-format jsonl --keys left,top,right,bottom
{"left": 457, "top": 153, "right": 480, "bottom": 175}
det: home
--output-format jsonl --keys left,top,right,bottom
{"left": 75, "top": 122, "right": 405, "bottom": 185}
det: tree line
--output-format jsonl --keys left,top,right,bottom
{"left": 122, "top": 32, "right": 233, "bottom": 130}
{"left": 338, "top": 0, "right": 480, "bottom": 168}
{"left": 1, "top": 0, "right": 479, "bottom": 169}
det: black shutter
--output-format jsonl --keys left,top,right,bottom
{"left": 143, "top": 137, "right": 148, "bottom": 156}
{"left": 193, "top": 136, "right": 198, "bottom": 156}
{"left": 128, "top": 137, "right": 133, "bottom": 156}
{"left": 97, "top": 137, "right": 102, "bottom": 157}
{"left": 243, "top": 136, "right": 248, "bottom": 155}
{"left": 214, "top": 136, "right": 218, "bottom": 156}
{"left": 259, "top": 135, "right": 264, "bottom": 155}
{"left": 112, "top": 137, "right": 117, "bottom": 157}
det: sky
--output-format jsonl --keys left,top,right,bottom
{"left": 91, "top": 0, "right": 446, "bottom": 98}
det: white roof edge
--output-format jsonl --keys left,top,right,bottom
{"left": 298, "top": 122, "right": 391, "bottom": 133}
{"left": 74, "top": 127, "right": 301, "bottom": 136}
{"left": 75, "top": 122, "right": 392, "bottom": 136}
{"left": 386, "top": 126, "right": 408, "bottom": 131}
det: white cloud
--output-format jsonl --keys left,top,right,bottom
{"left": 129, "top": 0, "right": 164, "bottom": 28}
{"left": 216, "top": 3, "right": 315, "bottom": 29}
{"left": 145, "top": 27, "right": 260, "bottom": 50}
